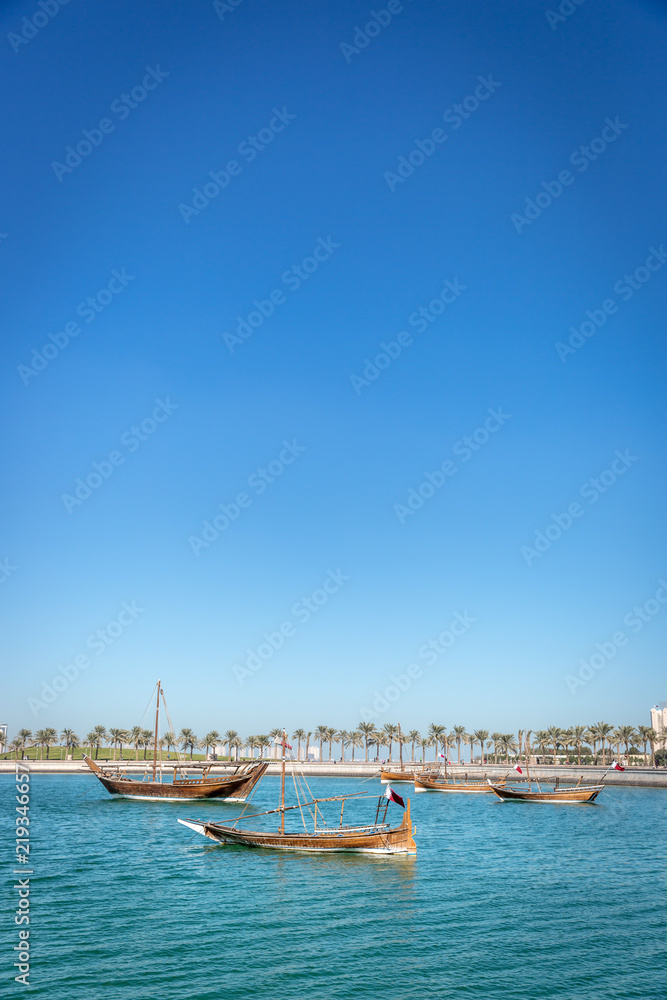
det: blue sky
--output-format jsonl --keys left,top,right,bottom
{"left": 2, "top": 0, "right": 666, "bottom": 743}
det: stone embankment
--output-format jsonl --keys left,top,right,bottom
{"left": 1, "top": 759, "right": 666, "bottom": 787}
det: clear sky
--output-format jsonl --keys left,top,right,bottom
{"left": 2, "top": 0, "right": 666, "bottom": 743}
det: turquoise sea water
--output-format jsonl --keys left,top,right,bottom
{"left": 3, "top": 773, "right": 667, "bottom": 999}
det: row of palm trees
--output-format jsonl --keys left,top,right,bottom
{"left": 7, "top": 721, "right": 666, "bottom": 765}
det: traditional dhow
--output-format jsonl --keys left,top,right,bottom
{"left": 380, "top": 767, "right": 422, "bottom": 784}
{"left": 83, "top": 679, "right": 267, "bottom": 801}
{"left": 487, "top": 778, "right": 604, "bottom": 803}
{"left": 84, "top": 754, "right": 268, "bottom": 801}
{"left": 179, "top": 733, "right": 417, "bottom": 855}
{"left": 414, "top": 771, "right": 495, "bottom": 794}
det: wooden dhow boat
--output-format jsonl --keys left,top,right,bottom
{"left": 487, "top": 763, "right": 608, "bottom": 803}
{"left": 179, "top": 732, "right": 417, "bottom": 854}
{"left": 380, "top": 767, "right": 421, "bottom": 784}
{"left": 84, "top": 754, "right": 268, "bottom": 801}
{"left": 414, "top": 769, "right": 495, "bottom": 794}
{"left": 83, "top": 680, "right": 267, "bottom": 801}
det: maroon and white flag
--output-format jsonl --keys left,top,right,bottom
{"left": 610, "top": 761, "right": 625, "bottom": 771}
{"left": 384, "top": 785, "right": 405, "bottom": 808}
{"left": 514, "top": 764, "right": 523, "bottom": 774}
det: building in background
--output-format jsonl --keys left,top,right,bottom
{"left": 651, "top": 704, "right": 667, "bottom": 747}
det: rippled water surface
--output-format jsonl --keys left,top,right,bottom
{"left": 3, "top": 773, "right": 667, "bottom": 999}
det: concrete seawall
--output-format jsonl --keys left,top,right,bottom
{"left": 2, "top": 759, "right": 667, "bottom": 787}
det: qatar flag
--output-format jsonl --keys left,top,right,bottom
{"left": 610, "top": 761, "right": 625, "bottom": 771}
{"left": 384, "top": 785, "right": 405, "bottom": 808}
{"left": 514, "top": 764, "right": 523, "bottom": 774}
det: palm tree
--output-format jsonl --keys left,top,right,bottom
{"left": 304, "top": 731, "right": 312, "bottom": 762}
{"left": 382, "top": 723, "right": 399, "bottom": 761}
{"left": 107, "top": 728, "right": 125, "bottom": 761}
{"left": 178, "top": 728, "right": 197, "bottom": 760}
{"left": 451, "top": 725, "right": 467, "bottom": 764}
{"left": 202, "top": 731, "right": 221, "bottom": 759}
{"left": 292, "top": 728, "right": 306, "bottom": 760}
{"left": 500, "top": 733, "right": 517, "bottom": 762}
{"left": 32, "top": 729, "right": 46, "bottom": 760}
{"left": 560, "top": 729, "right": 573, "bottom": 764}
{"left": 231, "top": 737, "right": 243, "bottom": 761}
{"left": 569, "top": 725, "right": 588, "bottom": 765}
{"left": 523, "top": 730, "right": 533, "bottom": 765}
{"left": 474, "top": 729, "right": 489, "bottom": 764}
{"left": 327, "top": 727, "right": 337, "bottom": 761}
{"left": 84, "top": 731, "right": 98, "bottom": 758}
{"left": 90, "top": 725, "right": 107, "bottom": 759}
{"left": 128, "top": 726, "right": 143, "bottom": 761}
{"left": 163, "top": 731, "right": 176, "bottom": 758}
{"left": 465, "top": 731, "right": 476, "bottom": 763}
{"left": 545, "top": 726, "right": 564, "bottom": 764}
{"left": 637, "top": 725, "right": 652, "bottom": 765}
{"left": 419, "top": 733, "right": 432, "bottom": 761}
{"left": 60, "top": 728, "right": 79, "bottom": 759}
{"left": 534, "top": 730, "right": 550, "bottom": 763}
{"left": 646, "top": 727, "right": 659, "bottom": 766}
{"left": 612, "top": 725, "right": 635, "bottom": 765}
{"left": 490, "top": 731, "right": 503, "bottom": 764}
{"left": 257, "top": 735, "right": 271, "bottom": 758}
{"left": 13, "top": 729, "right": 32, "bottom": 760}
{"left": 313, "top": 726, "right": 329, "bottom": 762}
{"left": 428, "top": 723, "right": 446, "bottom": 761}
{"left": 591, "top": 722, "right": 613, "bottom": 766}
{"left": 38, "top": 727, "right": 58, "bottom": 759}
{"left": 348, "top": 730, "right": 363, "bottom": 761}
{"left": 372, "top": 733, "right": 388, "bottom": 762}
{"left": 140, "top": 728, "right": 153, "bottom": 759}
{"left": 618, "top": 725, "right": 636, "bottom": 765}
{"left": 336, "top": 730, "right": 349, "bottom": 761}
{"left": 245, "top": 735, "right": 256, "bottom": 759}
{"left": 357, "top": 722, "right": 376, "bottom": 762}
{"left": 407, "top": 730, "right": 420, "bottom": 762}
{"left": 224, "top": 730, "right": 239, "bottom": 760}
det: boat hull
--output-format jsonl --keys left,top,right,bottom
{"left": 179, "top": 802, "right": 417, "bottom": 855}
{"left": 414, "top": 776, "right": 493, "bottom": 794}
{"left": 380, "top": 769, "right": 420, "bottom": 784}
{"left": 488, "top": 782, "right": 603, "bottom": 803}
{"left": 84, "top": 755, "right": 268, "bottom": 800}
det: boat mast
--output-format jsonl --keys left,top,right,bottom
{"left": 398, "top": 723, "right": 403, "bottom": 771}
{"left": 152, "top": 679, "right": 160, "bottom": 782}
{"left": 280, "top": 729, "right": 286, "bottom": 834}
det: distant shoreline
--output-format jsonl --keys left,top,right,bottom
{"left": 2, "top": 759, "right": 666, "bottom": 787}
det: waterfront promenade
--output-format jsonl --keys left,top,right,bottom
{"left": 2, "top": 758, "right": 666, "bottom": 786}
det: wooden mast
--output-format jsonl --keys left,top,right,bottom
{"left": 152, "top": 679, "right": 160, "bottom": 782}
{"left": 280, "top": 729, "right": 286, "bottom": 835}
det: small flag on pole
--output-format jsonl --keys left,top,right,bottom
{"left": 610, "top": 761, "right": 625, "bottom": 771}
{"left": 384, "top": 785, "right": 405, "bottom": 808}
{"left": 439, "top": 753, "right": 446, "bottom": 759}
{"left": 514, "top": 764, "right": 523, "bottom": 774}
